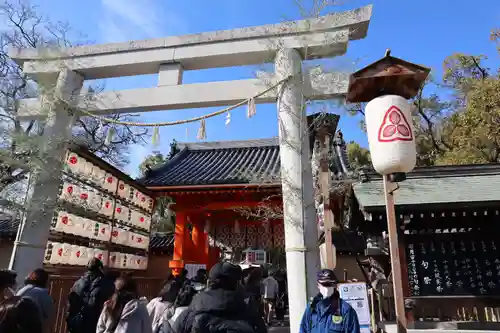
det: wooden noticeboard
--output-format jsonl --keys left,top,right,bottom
{"left": 406, "top": 236, "right": 500, "bottom": 297}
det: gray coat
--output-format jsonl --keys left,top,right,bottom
{"left": 96, "top": 299, "right": 153, "bottom": 333}
{"left": 16, "top": 285, "right": 54, "bottom": 327}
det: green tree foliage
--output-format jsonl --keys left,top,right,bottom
{"left": 139, "top": 139, "right": 182, "bottom": 233}
{"left": 346, "top": 141, "right": 371, "bottom": 169}
{"left": 138, "top": 153, "right": 167, "bottom": 177}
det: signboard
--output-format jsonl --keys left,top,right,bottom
{"left": 338, "top": 282, "right": 371, "bottom": 333}
{"left": 406, "top": 237, "right": 500, "bottom": 296}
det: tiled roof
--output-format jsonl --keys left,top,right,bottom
{"left": 150, "top": 233, "right": 174, "bottom": 250}
{"left": 141, "top": 138, "right": 281, "bottom": 186}
{"left": 353, "top": 164, "right": 500, "bottom": 209}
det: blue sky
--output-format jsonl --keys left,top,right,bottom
{"left": 31, "top": 0, "right": 500, "bottom": 177}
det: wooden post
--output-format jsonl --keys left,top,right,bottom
{"left": 320, "top": 134, "right": 336, "bottom": 269}
{"left": 169, "top": 211, "right": 187, "bottom": 273}
{"left": 192, "top": 221, "right": 203, "bottom": 262}
{"left": 383, "top": 175, "right": 407, "bottom": 333}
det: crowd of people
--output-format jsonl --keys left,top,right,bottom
{"left": 0, "top": 258, "right": 360, "bottom": 333}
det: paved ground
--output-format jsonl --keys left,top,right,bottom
{"left": 268, "top": 326, "right": 290, "bottom": 333}
{"left": 267, "top": 315, "right": 290, "bottom": 333}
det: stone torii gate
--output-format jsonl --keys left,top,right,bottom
{"left": 10, "top": 6, "right": 371, "bottom": 332}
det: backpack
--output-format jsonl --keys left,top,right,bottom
{"left": 66, "top": 277, "right": 94, "bottom": 333}
{"left": 191, "top": 312, "right": 257, "bottom": 333}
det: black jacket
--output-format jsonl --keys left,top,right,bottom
{"left": 172, "top": 288, "right": 267, "bottom": 333}
{"left": 66, "top": 271, "right": 115, "bottom": 333}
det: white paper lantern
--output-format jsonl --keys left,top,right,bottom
{"left": 43, "top": 242, "right": 53, "bottom": 264}
{"left": 65, "top": 152, "right": 84, "bottom": 175}
{"left": 100, "top": 197, "right": 115, "bottom": 217}
{"left": 103, "top": 174, "right": 117, "bottom": 193}
{"left": 69, "top": 245, "right": 80, "bottom": 265}
{"left": 88, "top": 190, "right": 102, "bottom": 212}
{"left": 95, "top": 222, "right": 111, "bottom": 242}
{"left": 109, "top": 252, "right": 121, "bottom": 268}
{"left": 52, "top": 211, "right": 68, "bottom": 233}
{"left": 132, "top": 234, "right": 149, "bottom": 249}
{"left": 111, "top": 227, "right": 128, "bottom": 245}
{"left": 49, "top": 242, "right": 63, "bottom": 264}
{"left": 94, "top": 249, "right": 108, "bottom": 266}
{"left": 78, "top": 246, "right": 90, "bottom": 266}
{"left": 90, "top": 165, "right": 105, "bottom": 184}
{"left": 138, "top": 256, "right": 148, "bottom": 270}
{"left": 118, "top": 206, "right": 130, "bottom": 223}
{"left": 61, "top": 243, "right": 72, "bottom": 265}
{"left": 62, "top": 213, "right": 77, "bottom": 235}
{"left": 82, "top": 161, "right": 93, "bottom": 179}
{"left": 121, "top": 253, "right": 128, "bottom": 268}
{"left": 128, "top": 255, "right": 139, "bottom": 270}
{"left": 114, "top": 203, "right": 124, "bottom": 220}
{"left": 365, "top": 95, "right": 417, "bottom": 175}
{"left": 77, "top": 186, "right": 92, "bottom": 209}
{"left": 117, "top": 181, "right": 130, "bottom": 201}
{"left": 145, "top": 197, "right": 154, "bottom": 212}
{"left": 133, "top": 189, "right": 142, "bottom": 206}
{"left": 81, "top": 218, "right": 96, "bottom": 239}
{"left": 60, "top": 182, "right": 79, "bottom": 203}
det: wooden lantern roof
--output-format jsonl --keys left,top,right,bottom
{"left": 346, "top": 50, "right": 431, "bottom": 103}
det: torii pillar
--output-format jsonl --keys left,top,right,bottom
{"left": 276, "top": 49, "right": 320, "bottom": 331}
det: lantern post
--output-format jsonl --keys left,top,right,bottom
{"left": 346, "top": 50, "right": 430, "bottom": 333}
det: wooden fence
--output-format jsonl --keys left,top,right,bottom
{"left": 47, "top": 275, "right": 164, "bottom": 333}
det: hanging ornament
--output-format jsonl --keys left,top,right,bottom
{"left": 225, "top": 112, "right": 231, "bottom": 126}
{"left": 151, "top": 126, "right": 160, "bottom": 147}
{"left": 247, "top": 98, "right": 256, "bottom": 118}
{"left": 197, "top": 119, "right": 206, "bottom": 140}
{"left": 104, "top": 128, "right": 115, "bottom": 146}
{"left": 98, "top": 120, "right": 106, "bottom": 137}
{"left": 234, "top": 220, "right": 240, "bottom": 234}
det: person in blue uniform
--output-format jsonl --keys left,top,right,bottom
{"left": 300, "top": 269, "right": 360, "bottom": 333}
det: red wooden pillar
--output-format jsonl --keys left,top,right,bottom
{"left": 192, "top": 221, "right": 209, "bottom": 265}
{"left": 169, "top": 211, "right": 187, "bottom": 275}
{"left": 202, "top": 231, "right": 209, "bottom": 265}
{"left": 192, "top": 221, "right": 203, "bottom": 263}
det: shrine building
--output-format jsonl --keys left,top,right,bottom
{"left": 352, "top": 163, "right": 500, "bottom": 325}
{"left": 140, "top": 135, "right": 366, "bottom": 279}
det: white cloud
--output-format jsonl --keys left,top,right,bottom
{"left": 99, "top": 0, "right": 186, "bottom": 43}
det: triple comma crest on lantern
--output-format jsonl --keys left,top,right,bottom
{"left": 377, "top": 105, "right": 413, "bottom": 142}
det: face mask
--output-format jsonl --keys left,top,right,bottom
{"left": 318, "top": 285, "right": 335, "bottom": 298}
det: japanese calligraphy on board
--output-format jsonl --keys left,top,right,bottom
{"left": 406, "top": 238, "right": 500, "bottom": 296}
{"left": 44, "top": 149, "right": 155, "bottom": 270}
